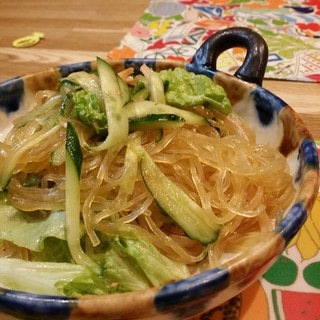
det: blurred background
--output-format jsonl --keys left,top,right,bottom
{"left": 0, "top": 0, "right": 149, "bottom": 81}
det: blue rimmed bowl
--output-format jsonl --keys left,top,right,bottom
{"left": 0, "top": 27, "right": 319, "bottom": 320}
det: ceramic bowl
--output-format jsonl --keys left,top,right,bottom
{"left": 0, "top": 27, "right": 319, "bottom": 320}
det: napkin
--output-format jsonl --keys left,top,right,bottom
{"left": 108, "top": 0, "right": 320, "bottom": 82}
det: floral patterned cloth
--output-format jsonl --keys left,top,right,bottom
{"left": 108, "top": 0, "right": 320, "bottom": 82}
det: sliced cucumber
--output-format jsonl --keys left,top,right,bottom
{"left": 65, "top": 122, "right": 100, "bottom": 271}
{"left": 89, "top": 58, "right": 129, "bottom": 151}
{"left": 66, "top": 122, "right": 82, "bottom": 178}
{"left": 132, "top": 87, "right": 149, "bottom": 102}
{"left": 117, "top": 73, "right": 131, "bottom": 105}
{"left": 148, "top": 72, "right": 166, "bottom": 104}
{"left": 126, "top": 101, "right": 210, "bottom": 127}
{"left": 129, "top": 114, "right": 185, "bottom": 132}
{"left": 155, "top": 129, "right": 164, "bottom": 143}
{"left": 50, "top": 148, "right": 65, "bottom": 166}
{"left": 57, "top": 79, "right": 81, "bottom": 94}
{"left": 140, "top": 150, "right": 221, "bottom": 245}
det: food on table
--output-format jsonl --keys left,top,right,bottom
{"left": 0, "top": 59, "right": 295, "bottom": 296}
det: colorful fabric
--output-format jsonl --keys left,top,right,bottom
{"left": 108, "top": 0, "right": 320, "bottom": 82}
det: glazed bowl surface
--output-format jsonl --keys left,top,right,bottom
{"left": 0, "top": 28, "right": 319, "bottom": 320}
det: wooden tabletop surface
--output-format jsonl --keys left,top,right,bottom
{"left": 0, "top": 0, "right": 319, "bottom": 139}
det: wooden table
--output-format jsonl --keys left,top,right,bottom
{"left": 0, "top": 0, "right": 319, "bottom": 139}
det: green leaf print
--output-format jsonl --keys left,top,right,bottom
{"left": 263, "top": 255, "right": 298, "bottom": 286}
{"left": 259, "top": 28, "right": 316, "bottom": 59}
{"left": 303, "top": 262, "right": 320, "bottom": 289}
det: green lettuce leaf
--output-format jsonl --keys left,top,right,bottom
{"left": 56, "top": 237, "right": 151, "bottom": 296}
{"left": 102, "top": 240, "right": 150, "bottom": 292}
{"left": 114, "top": 237, "right": 190, "bottom": 287}
{"left": 71, "top": 90, "right": 108, "bottom": 136}
{"left": 0, "top": 199, "right": 66, "bottom": 252}
{"left": 55, "top": 267, "right": 111, "bottom": 296}
{"left": 159, "top": 67, "right": 231, "bottom": 114}
{"left": 32, "top": 237, "right": 73, "bottom": 263}
{"left": 0, "top": 258, "right": 86, "bottom": 295}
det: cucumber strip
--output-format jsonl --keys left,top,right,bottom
{"left": 88, "top": 58, "right": 129, "bottom": 151}
{"left": 60, "top": 92, "right": 74, "bottom": 116}
{"left": 155, "top": 129, "right": 164, "bottom": 143}
{"left": 66, "top": 122, "right": 82, "bottom": 178}
{"left": 89, "top": 58, "right": 129, "bottom": 151}
{"left": 65, "top": 122, "right": 100, "bottom": 271}
{"left": 66, "top": 72, "right": 101, "bottom": 96}
{"left": 66, "top": 71, "right": 108, "bottom": 118}
{"left": 126, "top": 100, "right": 210, "bottom": 127}
{"left": 50, "top": 148, "right": 65, "bottom": 166}
{"left": 57, "top": 79, "right": 81, "bottom": 93}
{"left": 148, "top": 72, "right": 166, "bottom": 104}
{"left": 129, "top": 114, "right": 185, "bottom": 132}
{"left": 117, "top": 135, "right": 141, "bottom": 199}
{"left": 117, "top": 73, "right": 131, "bottom": 105}
{"left": 132, "top": 87, "right": 149, "bottom": 101}
{"left": 140, "top": 150, "right": 221, "bottom": 245}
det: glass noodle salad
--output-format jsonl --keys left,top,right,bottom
{"left": 0, "top": 58, "right": 295, "bottom": 296}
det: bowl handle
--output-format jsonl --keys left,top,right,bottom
{"left": 187, "top": 27, "right": 269, "bottom": 86}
